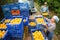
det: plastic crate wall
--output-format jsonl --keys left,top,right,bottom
{"left": 8, "top": 29, "right": 24, "bottom": 38}
{"left": 2, "top": 4, "right": 12, "bottom": 19}
{"left": 19, "top": 3, "right": 29, "bottom": 10}
{"left": 20, "top": 10, "right": 29, "bottom": 17}
{"left": 3, "top": 31, "right": 23, "bottom": 40}
{"left": 10, "top": 3, "right": 19, "bottom": 10}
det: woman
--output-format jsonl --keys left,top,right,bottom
{"left": 40, "top": 2, "right": 49, "bottom": 16}
{"left": 44, "top": 16, "right": 59, "bottom": 40}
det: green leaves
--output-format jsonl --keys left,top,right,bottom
{"left": 46, "top": 0, "right": 60, "bottom": 14}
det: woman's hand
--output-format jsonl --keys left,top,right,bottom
{"left": 44, "top": 24, "right": 48, "bottom": 29}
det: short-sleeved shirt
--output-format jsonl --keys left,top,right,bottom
{"left": 48, "top": 22, "right": 56, "bottom": 32}
{"left": 40, "top": 6, "right": 49, "bottom": 13}
{"left": 45, "top": 18, "right": 56, "bottom": 32}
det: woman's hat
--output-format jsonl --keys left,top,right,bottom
{"left": 53, "top": 16, "right": 59, "bottom": 23}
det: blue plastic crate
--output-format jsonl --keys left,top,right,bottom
{"left": 35, "top": 16, "right": 48, "bottom": 30}
{"left": 28, "top": 19, "right": 36, "bottom": 33}
{"left": 20, "top": 10, "right": 29, "bottom": 17}
{"left": 10, "top": 3, "right": 19, "bottom": 10}
{"left": 10, "top": 37, "right": 23, "bottom": 40}
{"left": 8, "top": 29, "right": 24, "bottom": 38}
{"left": 6, "top": 20, "right": 23, "bottom": 30}
{"left": 28, "top": 26, "right": 36, "bottom": 33}
{"left": 2, "top": 4, "right": 10, "bottom": 12}
{"left": 7, "top": 24, "right": 24, "bottom": 30}
{"left": 19, "top": 3, "right": 29, "bottom": 10}
{"left": 1, "top": 4, "right": 12, "bottom": 18}
{"left": 31, "top": 29, "right": 45, "bottom": 40}
{"left": 36, "top": 24, "right": 45, "bottom": 30}
{"left": 10, "top": 33, "right": 23, "bottom": 38}
{"left": 4, "top": 12, "right": 11, "bottom": 16}
{"left": 3, "top": 30, "right": 12, "bottom": 40}
{"left": 3, "top": 31, "right": 23, "bottom": 40}
{"left": 6, "top": 16, "right": 24, "bottom": 30}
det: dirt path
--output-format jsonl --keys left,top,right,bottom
{"left": 25, "top": 34, "right": 32, "bottom": 40}
{"left": 52, "top": 34, "right": 58, "bottom": 40}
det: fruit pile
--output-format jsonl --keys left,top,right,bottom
{"left": 36, "top": 18, "right": 45, "bottom": 24}
{"left": 0, "top": 24, "right": 7, "bottom": 29}
{"left": 42, "top": 12, "right": 48, "bottom": 16}
{"left": 10, "top": 18, "right": 22, "bottom": 24}
{"left": 0, "top": 30, "right": 6, "bottom": 38}
{"left": 32, "top": 31, "right": 44, "bottom": 40}
{"left": 29, "top": 22, "right": 36, "bottom": 26}
{"left": 4, "top": 19, "right": 10, "bottom": 23}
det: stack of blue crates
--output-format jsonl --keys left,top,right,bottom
{"left": 2, "top": 4, "right": 12, "bottom": 19}
{"left": 2, "top": 3, "right": 29, "bottom": 18}
{"left": 1, "top": 3, "right": 29, "bottom": 40}
{"left": 6, "top": 16, "right": 24, "bottom": 38}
